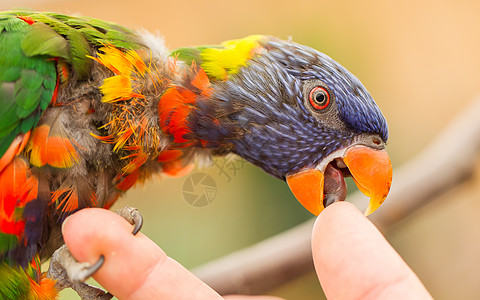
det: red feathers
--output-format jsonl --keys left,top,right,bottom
{"left": 17, "top": 15, "right": 35, "bottom": 25}
{"left": 191, "top": 67, "right": 212, "bottom": 93}
{"left": 158, "top": 67, "right": 212, "bottom": 145}
{"left": 156, "top": 67, "right": 212, "bottom": 178}
{"left": 157, "top": 149, "right": 183, "bottom": 162}
{"left": 50, "top": 181, "right": 97, "bottom": 214}
{"left": 0, "top": 157, "right": 38, "bottom": 238}
{"left": 158, "top": 87, "right": 196, "bottom": 144}
{"left": 115, "top": 171, "right": 141, "bottom": 192}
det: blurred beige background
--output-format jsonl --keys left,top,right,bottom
{"left": 2, "top": 0, "right": 480, "bottom": 299}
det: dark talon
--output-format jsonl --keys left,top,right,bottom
{"left": 84, "top": 255, "right": 105, "bottom": 278}
{"left": 116, "top": 206, "right": 143, "bottom": 235}
{"left": 132, "top": 210, "right": 143, "bottom": 235}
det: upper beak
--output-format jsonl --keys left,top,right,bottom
{"left": 286, "top": 145, "right": 392, "bottom": 216}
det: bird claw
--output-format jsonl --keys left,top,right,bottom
{"left": 115, "top": 205, "right": 143, "bottom": 235}
{"left": 47, "top": 244, "right": 111, "bottom": 300}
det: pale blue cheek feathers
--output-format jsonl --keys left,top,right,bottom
{"left": 189, "top": 39, "right": 389, "bottom": 179}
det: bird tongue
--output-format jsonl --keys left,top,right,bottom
{"left": 323, "top": 163, "right": 347, "bottom": 208}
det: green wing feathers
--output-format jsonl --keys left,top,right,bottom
{"left": 0, "top": 16, "right": 56, "bottom": 158}
{"left": 0, "top": 10, "right": 143, "bottom": 158}
{"left": 4, "top": 10, "right": 142, "bottom": 78}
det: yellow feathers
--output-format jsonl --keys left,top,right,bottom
{"left": 89, "top": 45, "right": 147, "bottom": 103}
{"left": 90, "top": 45, "right": 147, "bottom": 76}
{"left": 200, "top": 35, "right": 264, "bottom": 80}
{"left": 100, "top": 74, "right": 137, "bottom": 103}
{"left": 90, "top": 44, "right": 166, "bottom": 180}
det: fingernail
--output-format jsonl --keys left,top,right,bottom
{"left": 61, "top": 215, "right": 71, "bottom": 233}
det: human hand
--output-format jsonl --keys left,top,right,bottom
{"left": 61, "top": 208, "right": 279, "bottom": 300}
{"left": 62, "top": 202, "right": 432, "bottom": 299}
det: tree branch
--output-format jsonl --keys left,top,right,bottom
{"left": 193, "top": 96, "right": 480, "bottom": 295}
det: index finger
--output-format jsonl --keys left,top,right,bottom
{"left": 62, "top": 208, "right": 222, "bottom": 300}
{"left": 312, "top": 202, "right": 432, "bottom": 299}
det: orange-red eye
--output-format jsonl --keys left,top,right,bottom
{"left": 309, "top": 87, "right": 330, "bottom": 110}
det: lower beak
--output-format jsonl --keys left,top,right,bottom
{"left": 286, "top": 145, "right": 392, "bottom": 216}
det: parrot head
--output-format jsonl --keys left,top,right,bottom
{"left": 169, "top": 35, "right": 392, "bottom": 216}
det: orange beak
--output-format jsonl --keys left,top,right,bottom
{"left": 286, "top": 145, "right": 392, "bottom": 216}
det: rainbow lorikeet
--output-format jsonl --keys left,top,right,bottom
{"left": 0, "top": 10, "right": 392, "bottom": 299}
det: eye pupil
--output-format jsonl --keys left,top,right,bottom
{"left": 315, "top": 93, "right": 325, "bottom": 104}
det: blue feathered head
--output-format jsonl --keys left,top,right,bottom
{"left": 175, "top": 36, "right": 392, "bottom": 216}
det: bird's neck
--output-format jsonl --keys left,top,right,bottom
{"left": 157, "top": 61, "right": 236, "bottom": 155}
{"left": 159, "top": 35, "right": 268, "bottom": 155}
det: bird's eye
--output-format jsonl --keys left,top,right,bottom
{"left": 309, "top": 87, "right": 330, "bottom": 110}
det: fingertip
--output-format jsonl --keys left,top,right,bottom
{"left": 62, "top": 208, "right": 133, "bottom": 263}
{"left": 313, "top": 202, "right": 370, "bottom": 258}
{"left": 314, "top": 201, "right": 362, "bottom": 230}
{"left": 62, "top": 208, "right": 125, "bottom": 239}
